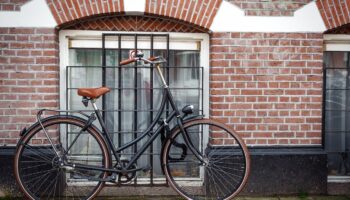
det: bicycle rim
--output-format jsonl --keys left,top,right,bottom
{"left": 162, "top": 119, "right": 250, "bottom": 200}
{"left": 14, "top": 117, "right": 110, "bottom": 200}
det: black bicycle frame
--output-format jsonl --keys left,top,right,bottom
{"left": 70, "top": 85, "right": 203, "bottom": 174}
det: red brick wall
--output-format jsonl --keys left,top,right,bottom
{"left": 0, "top": 29, "right": 325, "bottom": 146}
{"left": 0, "top": 0, "right": 29, "bottom": 11}
{"left": 210, "top": 32, "right": 324, "bottom": 145}
{"left": 0, "top": 28, "right": 59, "bottom": 145}
{"left": 227, "top": 0, "right": 313, "bottom": 16}
{"left": 0, "top": 19, "right": 325, "bottom": 146}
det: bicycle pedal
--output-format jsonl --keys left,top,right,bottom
{"left": 142, "top": 165, "right": 152, "bottom": 172}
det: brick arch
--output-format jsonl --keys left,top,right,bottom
{"left": 316, "top": 0, "right": 350, "bottom": 32}
{"left": 62, "top": 15, "right": 208, "bottom": 33}
{"left": 46, "top": 0, "right": 125, "bottom": 26}
{"left": 46, "top": 0, "right": 222, "bottom": 30}
{"left": 145, "top": 0, "right": 222, "bottom": 29}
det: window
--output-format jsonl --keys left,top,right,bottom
{"left": 59, "top": 31, "right": 209, "bottom": 184}
{"left": 324, "top": 35, "right": 350, "bottom": 178}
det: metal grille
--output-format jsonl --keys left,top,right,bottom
{"left": 66, "top": 33, "right": 204, "bottom": 185}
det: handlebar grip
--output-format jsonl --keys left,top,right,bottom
{"left": 148, "top": 56, "right": 158, "bottom": 61}
{"left": 144, "top": 56, "right": 159, "bottom": 64}
{"left": 119, "top": 58, "right": 136, "bottom": 65}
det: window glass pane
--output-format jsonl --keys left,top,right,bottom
{"left": 68, "top": 67, "right": 102, "bottom": 88}
{"left": 105, "top": 50, "right": 119, "bottom": 66}
{"left": 325, "top": 111, "right": 350, "bottom": 132}
{"left": 325, "top": 90, "right": 347, "bottom": 110}
{"left": 324, "top": 51, "right": 350, "bottom": 176}
{"left": 324, "top": 52, "right": 348, "bottom": 68}
{"left": 68, "top": 42, "right": 202, "bottom": 180}
{"left": 326, "top": 69, "right": 348, "bottom": 89}
{"left": 69, "top": 49, "right": 102, "bottom": 66}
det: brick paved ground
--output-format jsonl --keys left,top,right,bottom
{"left": 96, "top": 196, "right": 350, "bottom": 200}
{"left": 1, "top": 196, "right": 350, "bottom": 200}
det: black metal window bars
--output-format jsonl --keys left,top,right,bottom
{"left": 66, "top": 33, "right": 204, "bottom": 185}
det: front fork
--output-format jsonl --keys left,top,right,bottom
{"left": 176, "top": 118, "right": 206, "bottom": 164}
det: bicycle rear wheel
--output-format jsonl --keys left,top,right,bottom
{"left": 14, "top": 116, "right": 110, "bottom": 200}
{"left": 162, "top": 119, "right": 250, "bottom": 200}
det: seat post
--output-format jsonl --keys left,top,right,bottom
{"left": 155, "top": 63, "right": 168, "bottom": 88}
{"left": 91, "top": 99, "right": 99, "bottom": 111}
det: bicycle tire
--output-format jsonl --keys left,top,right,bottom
{"left": 14, "top": 116, "right": 110, "bottom": 200}
{"left": 162, "top": 119, "right": 250, "bottom": 200}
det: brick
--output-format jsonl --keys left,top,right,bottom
{"left": 9, "top": 28, "right": 34, "bottom": 34}
{"left": 1, "top": 21, "right": 326, "bottom": 149}
{"left": 0, "top": 27, "right": 59, "bottom": 145}
{"left": 9, "top": 72, "right": 34, "bottom": 79}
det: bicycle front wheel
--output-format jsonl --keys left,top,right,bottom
{"left": 14, "top": 116, "right": 110, "bottom": 200}
{"left": 162, "top": 119, "right": 250, "bottom": 200}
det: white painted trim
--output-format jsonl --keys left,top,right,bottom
{"left": 59, "top": 32, "right": 70, "bottom": 111}
{"left": 210, "top": 1, "right": 327, "bottom": 32}
{"left": 59, "top": 30, "right": 210, "bottom": 119}
{"left": 123, "top": 0, "right": 145, "bottom": 15}
{"left": 0, "top": 0, "right": 56, "bottom": 27}
{"left": 328, "top": 176, "right": 350, "bottom": 183}
{"left": 70, "top": 38, "right": 200, "bottom": 50}
{"left": 324, "top": 34, "right": 350, "bottom": 41}
{"left": 324, "top": 34, "right": 350, "bottom": 51}
{"left": 325, "top": 44, "right": 350, "bottom": 52}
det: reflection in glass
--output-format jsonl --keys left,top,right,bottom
{"left": 324, "top": 51, "right": 350, "bottom": 176}
{"left": 68, "top": 48, "right": 202, "bottom": 179}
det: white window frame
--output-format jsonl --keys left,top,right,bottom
{"left": 324, "top": 34, "right": 350, "bottom": 183}
{"left": 59, "top": 30, "right": 210, "bottom": 184}
{"left": 59, "top": 30, "right": 210, "bottom": 118}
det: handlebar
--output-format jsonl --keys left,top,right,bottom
{"left": 119, "top": 55, "right": 166, "bottom": 66}
{"left": 120, "top": 58, "right": 136, "bottom": 65}
{"left": 120, "top": 51, "right": 168, "bottom": 86}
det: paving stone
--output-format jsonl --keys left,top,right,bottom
{"left": 280, "top": 197, "right": 314, "bottom": 200}
{"left": 312, "top": 196, "right": 350, "bottom": 200}
{"left": 241, "top": 198, "right": 279, "bottom": 200}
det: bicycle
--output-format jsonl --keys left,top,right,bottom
{"left": 14, "top": 50, "right": 251, "bottom": 200}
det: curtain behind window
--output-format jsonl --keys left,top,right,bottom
{"left": 324, "top": 51, "right": 350, "bottom": 176}
{"left": 68, "top": 48, "right": 201, "bottom": 178}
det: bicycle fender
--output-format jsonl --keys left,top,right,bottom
{"left": 162, "top": 115, "right": 205, "bottom": 146}
{"left": 16, "top": 115, "right": 88, "bottom": 147}
{"left": 159, "top": 115, "right": 205, "bottom": 174}
{"left": 16, "top": 115, "right": 112, "bottom": 168}
{"left": 19, "top": 115, "right": 87, "bottom": 138}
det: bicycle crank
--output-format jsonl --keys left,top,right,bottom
{"left": 115, "top": 159, "right": 137, "bottom": 184}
